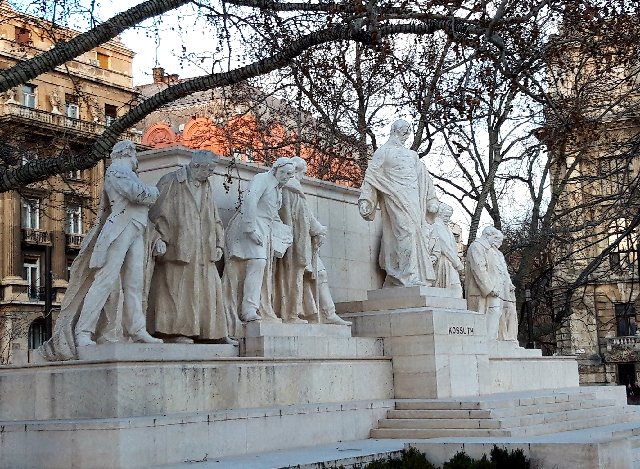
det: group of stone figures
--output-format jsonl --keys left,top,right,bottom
{"left": 40, "top": 141, "right": 348, "bottom": 361}
{"left": 358, "top": 119, "right": 518, "bottom": 344}
{"left": 40, "top": 120, "right": 517, "bottom": 361}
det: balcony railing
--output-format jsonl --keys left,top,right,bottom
{"left": 22, "top": 228, "right": 52, "bottom": 245}
{"left": 27, "top": 285, "right": 55, "bottom": 302}
{"left": 0, "top": 102, "right": 143, "bottom": 144}
{"left": 607, "top": 336, "right": 640, "bottom": 351}
{"left": 66, "top": 233, "right": 84, "bottom": 250}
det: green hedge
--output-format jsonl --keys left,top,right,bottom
{"left": 361, "top": 446, "right": 530, "bottom": 469}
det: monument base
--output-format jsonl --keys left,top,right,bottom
{"left": 338, "top": 286, "right": 579, "bottom": 398}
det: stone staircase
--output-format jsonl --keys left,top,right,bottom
{"left": 371, "top": 387, "right": 640, "bottom": 440}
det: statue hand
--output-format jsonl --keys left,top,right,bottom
{"left": 214, "top": 247, "right": 223, "bottom": 262}
{"left": 148, "top": 186, "right": 160, "bottom": 202}
{"left": 249, "top": 231, "right": 263, "bottom": 246}
{"left": 154, "top": 239, "right": 167, "bottom": 256}
{"left": 358, "top": 200, "right": 373, "bottom": 217}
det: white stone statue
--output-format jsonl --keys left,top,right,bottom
{"left": 358, "top": 119, "right": 439, "bottom": 287}
{"left": 465, "top": 226, "right": 518, "bottom": 342}
{"left": 147, "top": 150, "right": 237, "bottom": 344}
{"left": 222, "top": 158, "right": 295, "bottom": 323}
{"left": 274, "top": 157, "right": 351, "bottom": 325}
{"left": 427, "top": 202, "right": 464, "bottom": 297}
{"left": 5, "top": 87, "right": 17, "bottom": 104}
{"left": 49, "top": 88, "right": 61, "bottom": 114}
{"left": 40, "top": 140, "right": 163, "bottom": 361}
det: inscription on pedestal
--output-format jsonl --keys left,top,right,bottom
{"left": 448, "top": 326, "right": 474, "bottom": 335}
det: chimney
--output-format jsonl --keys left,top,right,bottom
{"left": 152, "top": 67, "right": 164, "bottom": 84}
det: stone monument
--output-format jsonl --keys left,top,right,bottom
{"left": 428, "top": 202, "right": 463, "bottom": 297}
{"left": 223, "top": 157, "right": 295, "bottom": 323}
{"left": 40, "top": 140, "right": 162, "bottom": 361}
{"left": 147, "top": 150, "right": 236, "bottom": 344}
{"left": 358, "top": 119, "right": 438, "bottom": 287}
{"left": 275, "top": 156, "right": 351, "bottom": 325}
{"left": 465, "top": 226, "right": 518, "bottom": 342}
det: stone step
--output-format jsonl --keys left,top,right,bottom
{"left": 377, "top": 417, "right": 503, "bottom": 430}
{"left": 380, "top": 404, "right": 628, "bottom": 431}
{"left": 361, "top": 296, "right": 468, "bottom": 313}
{"left": 370, "top": 427, "right": 512, "bottom": 439}
{"left": 240, "top": 336, "right": 384, "bottom": 358}
{"left": 393, "top": 392, "right": 601, "bottom": 412}
{"left": 509, "top": 410, "right": 640, "bottom": 437}
{"left": 387, "top": 409, "right": 493, "bottom": 419}
{"left": 498, "top": 404, "right": 628, "bottom": 428}
{"left": 75, "top": 343, "right": 239, "bottom": 362}
{"left": 239, "top": 321, "right": 352, "bottom": 338}
{"left": 490, "top": 398, "right": 619, "bottom": 418}
{"left": 367, "top": 286, "right": 461, "bottom": 301}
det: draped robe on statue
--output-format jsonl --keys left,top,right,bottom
{"left": 359, "top": 143, "right": 438, "bottom": 287}
{"left": 274, "top": 179, "right": 324, "bottom": 322}
{"left": 147, "top": 166, "right": 232, "bottom": 340}
{"left": 428, "top": 219, "right": 463, "bottom": 297}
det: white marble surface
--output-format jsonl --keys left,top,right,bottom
{"left": 0, "top": 400, "right": 395, "bottom": 469}
{"left": 358, "top": 119, "right": 438, "bottom": 287}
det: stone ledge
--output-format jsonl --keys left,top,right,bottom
{"left": 239, "top": 321, "right": 352, "bottom": 338}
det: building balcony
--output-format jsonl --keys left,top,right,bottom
{"left": 0, "top": 102, "right": 143, "bottom": 144}
{"left": 65, "top": 233, "right": 84, "bottom": 251}
{"left": 605, "top": 336, "right": 640, "bottom": 363}
{"left": 607, "top": 336, "right": 640, "bottom": 351}
{"left": 22, "top": 228, "right": 52, "bottom": 245}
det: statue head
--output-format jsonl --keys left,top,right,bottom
{"left": 291, "top": 156, "right": 307, "bottom": 181}
{"left": 271, "top": 157, "right": 295, "bottom": 185}
{"left": 111, "top": 140, "right": 138, "bottom": 171}
{"left": 437, "top": 203, "right": 454, "bottom": 222}
{"left": 390, "top": 119, "right": 412, "bottom": 145}
{"left": 190, "top": 150, "right": 218, "bottom": 182}
{"left": 481, "top": 226, "right": 504, "bottom": 248}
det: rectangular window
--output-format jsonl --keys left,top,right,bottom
{"left": 22, "top": 84, "right": 36, "bottom": 108}
{"left": 608, "top": 218, "right": 638, "bottom": 274}
{"left": 23, "top": 257, "right": 40, "bottom": 300}
{"left": 14, "top": 26, "right": 31, "bottom": 45}
{"left": 21, "top": 198, "right": 40, "bottom": 229}
{"left": 616, "top": 303, "right": 637, "bottom": 337}
{"left": 65, "top": 94, "right": 79, "bottom": 119}
{"left": 104, "top": 104, "right": 117, "bottom": 125}
{"left": 96, "top": 52, "right": 109, "bottom": 69}
{"left": 66, "top": 204, "right": 82, "bottom": 234}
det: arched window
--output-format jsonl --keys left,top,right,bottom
{"left": 28, "top": 317, "right": 47, "bottom": 349}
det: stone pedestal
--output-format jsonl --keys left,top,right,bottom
{"left": 339, "top": 286, "right": 580, "bottom": 399}
{"left": 239, "top": 321, "right": 383, "bottom": 358}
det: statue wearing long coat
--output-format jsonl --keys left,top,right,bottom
{"left": 147, "top": 165, "right": 230, "bottom": 340}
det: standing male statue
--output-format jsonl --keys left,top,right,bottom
{"left": 223, "top": 157, "right": 295, "bottom": 323}
{"left": 358, "top": 119, "right": 439, "bottom": 287}
{"left": 274, "top": 157, "right": 351, "bottom": 325}
{"left": 465, "top": 226, "right": 518, "bottom": 342}
{"left": 40, "top": 140, "right": 162, "bottom": 361}
{"left": 147, "top": 150, "right": 235, "bottom": 344}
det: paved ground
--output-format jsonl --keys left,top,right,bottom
{"left": 164, "top": 439, "right": 406, "bottom": 469}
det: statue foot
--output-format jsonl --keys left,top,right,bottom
{"left": 222, "top": 336, "right": 239, "bottom": 346}
{"left": 324, "top": 313, "right": 352, "bottom": 326}
{"left": 131, "top": 331, "right": 164, "bottom": 344}
{"left": 284, "top": 317, "right": 308, "bottom": 324}
{"left": 241, "top": 312, "right": 261, "bottom": 323}
{"left": 75, "top": 332, "right": 96, "bottom": 347}
{"left": 167, "top": 336, "right": 194, "bottom": 344}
